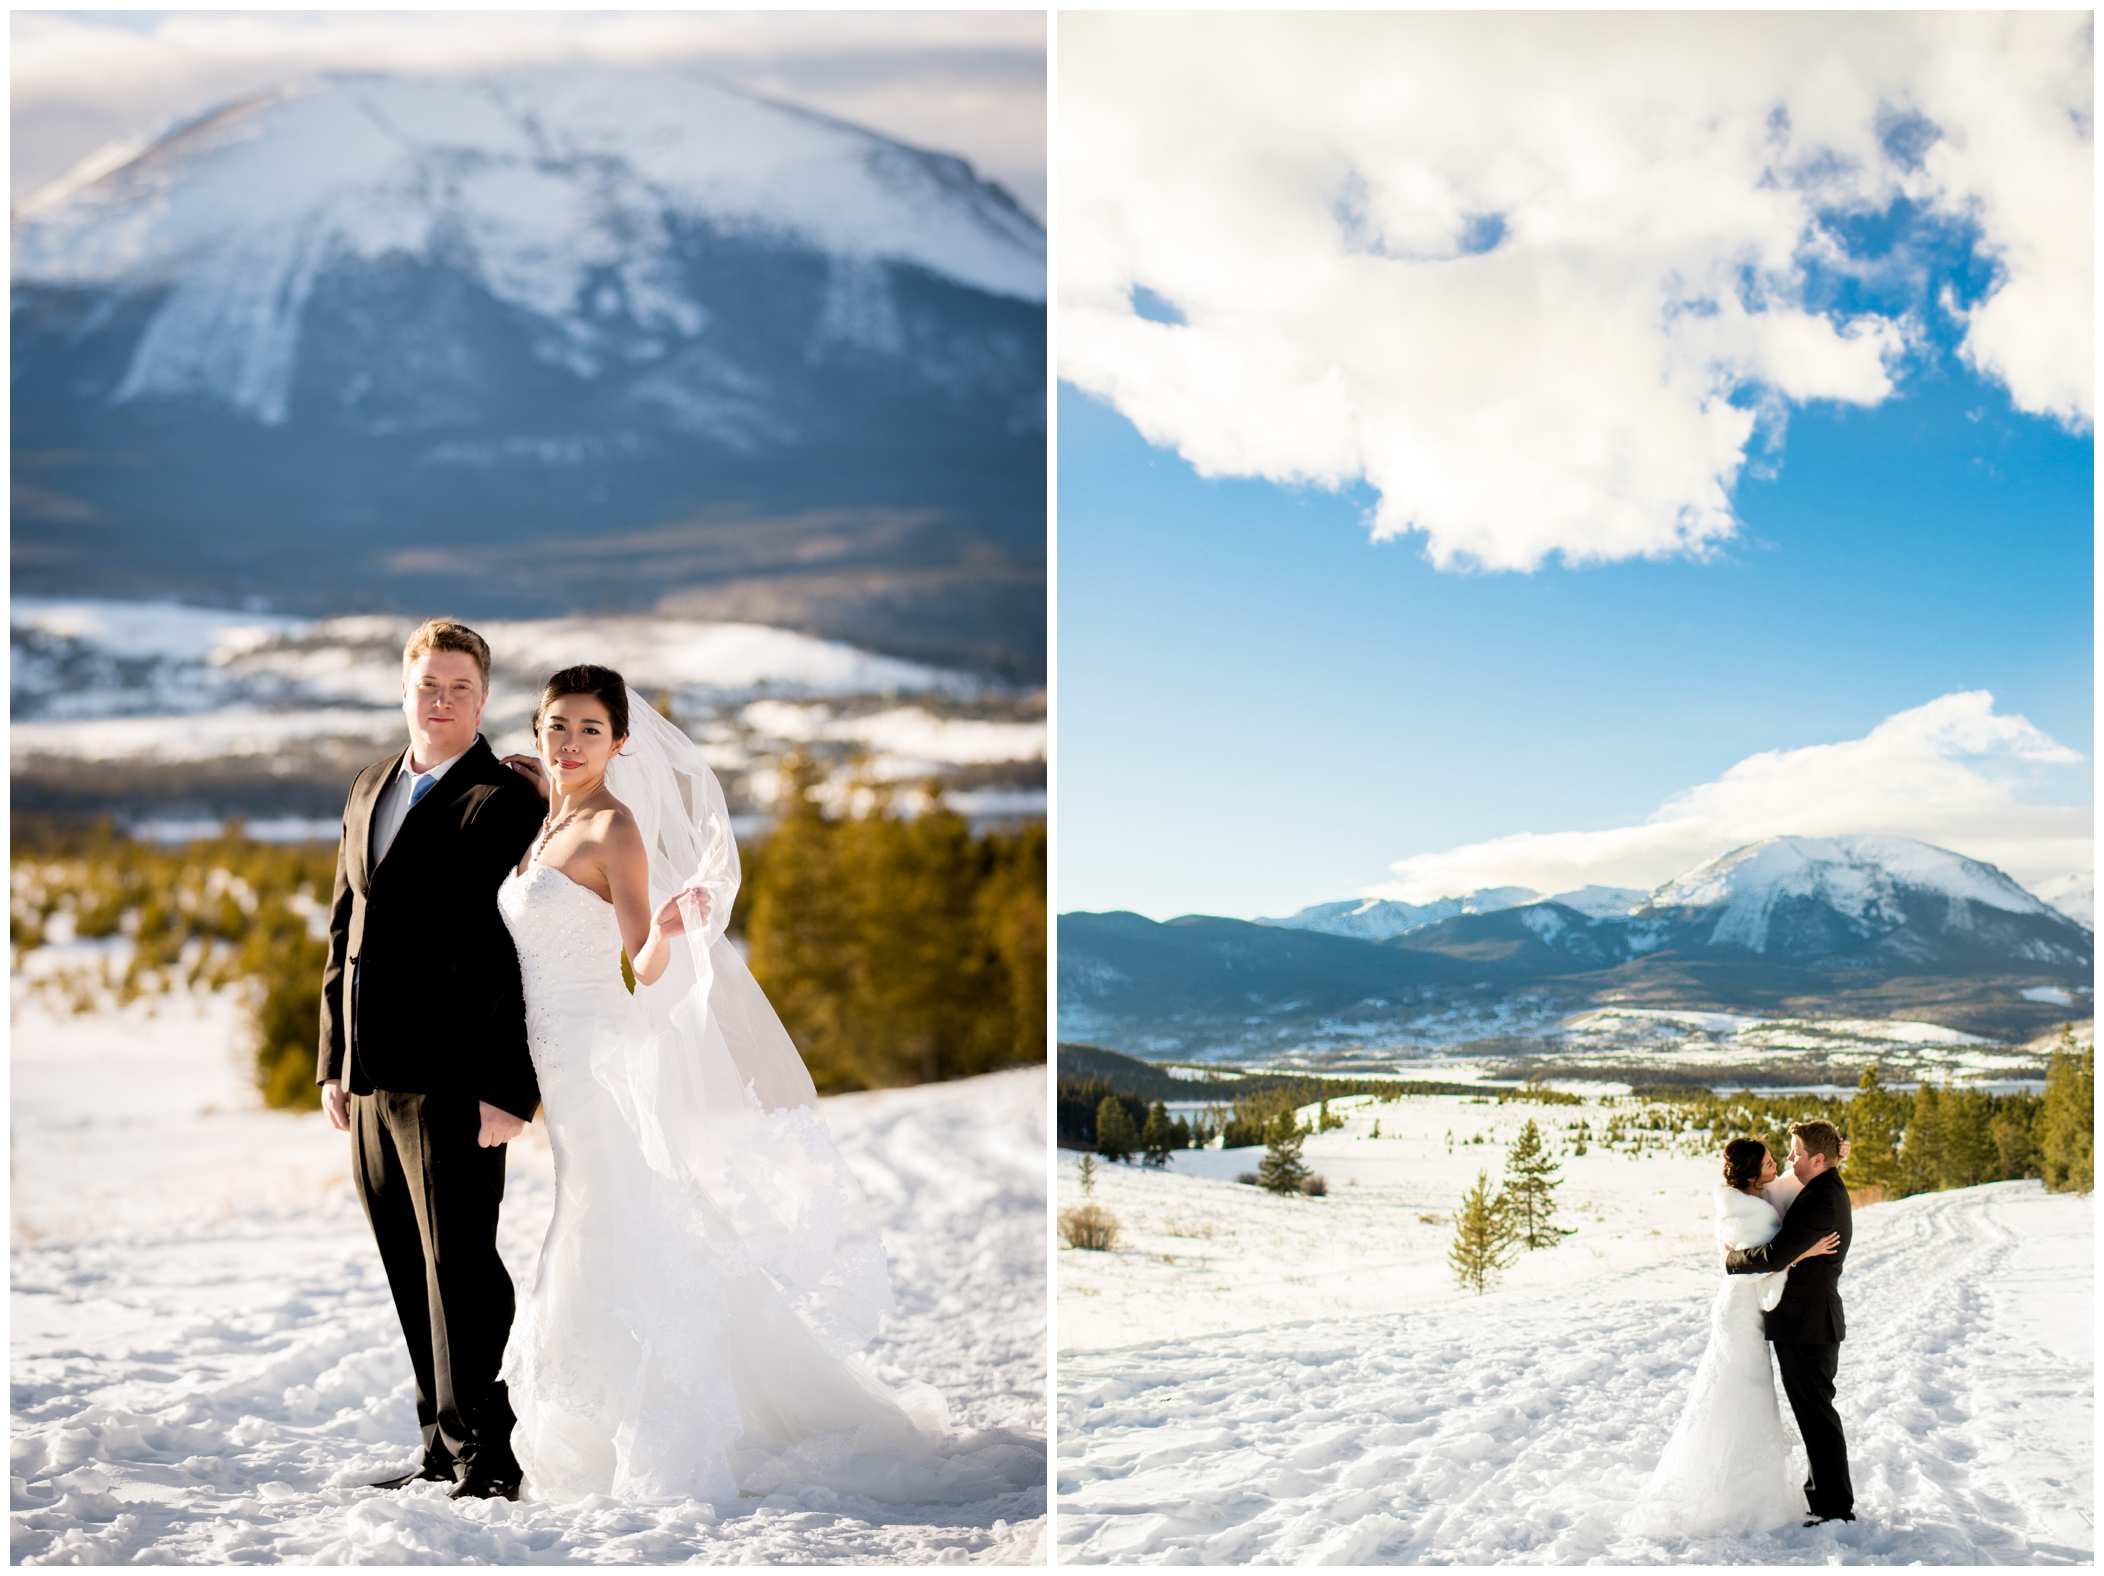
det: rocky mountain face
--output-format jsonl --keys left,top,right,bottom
{"left": 11, "top": 68, "right": 1046, "bottom": 678}
{"left": 1060, "top": 835, "right": 2094, "bottom": 1059}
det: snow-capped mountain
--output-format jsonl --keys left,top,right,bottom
{"left": 12, "top": 69, "right": 1046, "bottom": 676}
{"left": 1061, "top": 834, "right": 2092, "bottom": 1059}
{"left": 1636, "top": 834, "right": 2087, "bottom": 958}
{"left": 1257, "top": 887, "right": 1541, "bottom": 940}
{"left": 2033, "top": 870, "right": 2094, "bottom": 929}
{"left": 1548, "top": 885, "right": 1651, "bottom": 920}
{"left": 1259, "top": 884, "right": 1643, "bottom": 938}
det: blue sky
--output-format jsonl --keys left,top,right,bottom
{"left": 1057, "top": 358, "right": 2092, "bottom": 920}
{"left": 1056, "top": 14, "right": 2093, "bottom": 922}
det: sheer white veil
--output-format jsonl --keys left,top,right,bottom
{"left": 592, "top": 691, "right": 900, "bottom": 1363}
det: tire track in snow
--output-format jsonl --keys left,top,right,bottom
{"left": 1056, "top": 1181, "right": 2090, "bottom": 1565}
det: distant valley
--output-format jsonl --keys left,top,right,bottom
{"left": 1058, "top": 835, "right": 2093, "bottom": 1080}
{"left": 11, "top": 599, "right": 1044, "bottom": 828}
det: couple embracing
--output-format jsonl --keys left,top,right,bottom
{"left": 1627, "top": 1119, "right": 1858, "bottom": 1537}
{"left": 316, "top": 619, "right": 948, "bottom": 1504}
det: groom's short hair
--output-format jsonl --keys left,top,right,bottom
{"left": 403, "top": 618, "right": 492, "bottom": 690}
{"left": 1791, "top": 1119, "right": 1842, "bottom": 1166}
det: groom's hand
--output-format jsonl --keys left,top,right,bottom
{"left": 478, "top": 1101, "right": 528, "bottom": 1148}
{"left": 322, "top": 1080, "right": 350, "bottom": 1132}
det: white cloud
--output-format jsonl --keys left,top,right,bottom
{"left": 1060, "top": 13, "right": 2091, "bottom": 572}
{"left": 10, "top": 11, "right": 1046, "bottom": 218}
{"left": 1371, "top": 692, "right": 2092, "bottom": 901}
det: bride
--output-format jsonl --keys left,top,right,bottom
{"left": 494, "top": 663, "right": 950, "bottom": 1504}
{"left": 1623, "top": 1137, "right": 1841, "bottom": 1538}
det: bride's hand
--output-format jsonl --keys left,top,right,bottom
{"left": 502, "top": 754, "right": 549, "bottom": 798}
{"left": 1792, "top": 1231, "right": 1841, "bottom": 1266}
{"left": 651, "top": 886, "right": 711, "bottom": 937}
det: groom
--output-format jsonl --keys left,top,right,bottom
{"left": 317, "top": 618, "right": 547, "bottom": 1500}
{"left": 1722, "top": 1119, "right": 1855, "bottom": 1525}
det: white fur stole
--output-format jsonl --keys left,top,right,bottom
{"left": 1713, "top": 1185, "right": 1790, "bottom": 1312}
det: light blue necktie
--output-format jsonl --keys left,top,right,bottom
{"left": 408, "top": 772, "right": 436, "bottom": 808}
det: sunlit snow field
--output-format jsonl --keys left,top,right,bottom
{"left": 1055, "top": 1099, "right": 2093, "bottom": 1565}
{"left": 10, "top": 987, "right": 1049, "bottom": 1564}
{"left": 10, "top": 598, "right": 1047, "bottom": 826}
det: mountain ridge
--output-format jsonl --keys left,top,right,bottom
{"left": 1062, "top": 835, "right": 2094, "bottom": 1059}
{"left": 12, "top": 67, "right": 1047, "bottom": 678}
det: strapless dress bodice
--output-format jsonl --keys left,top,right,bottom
{"left": 497, "top": 862, "right": 629, "bottom": 1096}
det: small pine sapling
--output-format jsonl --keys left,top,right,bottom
{"left": 1077, "top": 1152, "right": 1097, "bottom": 1197}
{"left": 1503, "top": 1118, "right": 1575, "bottom": 1250}
{"left": 1449, "top": 1169, "right": 1519, "bottom": 1294}
{"left": 1257, "top": 1111, "right": 1310, "bottom": 1194}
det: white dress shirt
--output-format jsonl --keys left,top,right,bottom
{"left": 369, "top": 736, "right": 478, "bottom": 870}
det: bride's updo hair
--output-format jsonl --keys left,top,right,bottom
{"left": 1722, "top": 1138, "right": 1769, "bottom": 1192}
{"left": 534, "top": 664, "right": 630, "bottom": 741}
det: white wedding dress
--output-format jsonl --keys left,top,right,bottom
{"left": 1623, "top": 1177, "right": 1806, "bottom": 1538}
{"left": 493, "top": 699, "right": 956, "bottom": 1505}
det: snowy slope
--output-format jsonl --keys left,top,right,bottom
{"left": 9, "top": 989, "right": 1048, "bottom": 1564}
{"left": 1645, "top": 834, "right": 2065, "bottom": 942}
{"left": 12, "top": 68, "right": 1047, "bottom": 671}
{"left": 9, "top": 598, "right": 975, "bottom": 723}
{"left": 1545, "top": 883, "right": 1648, "bottom": 919}
{"left": 1056, "top": 1120, "right": 2091, "bottom": 1564}
{"left": 1257, "top": 888, "right": 1541, "bottom": 940}
{"left": 16, "top": 69, "right": 1042, "bottom": 427}
{"left": 1262, "top": 835, "right": 2074, "bottom": 951}
{"left": 2033, "top": 870, "right": 2095, "bottom": 929}
{"left": 1068, "top": 836, "right": 2090, "bottom": 1059}
{"left": 11, "top": 598, "right": 1044, "bottom": 825}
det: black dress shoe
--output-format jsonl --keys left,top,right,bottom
{"left": 372, "top": 1461, "right": 456, "bottom": 1490}
{"left": 451, "top": 1465, "right": 522, "bottom": 1502}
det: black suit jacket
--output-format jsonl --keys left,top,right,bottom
{"left": 316, "top": 736, "right": 547, "bottom": 1121}
{"left": 1723, "top": 1166, "right": 1852, "bottom": 1344}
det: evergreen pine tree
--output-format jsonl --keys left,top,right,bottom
{"left": 1257, "top": 1111, "right": 1309, "bottom": 1193}
{"left": 1991, "top": 1096, "right": 2038, "bottom": 1181}
{"left": 1141, "top": 1101, "right": 1176, "bottom": 1168}
{"left": 1938, "top": 1087, "right": 1996, "bottom": 1190}
{"left": 1898, "top": 1082, "right": 1942, "bottom": 1197}
{"left": 1449, "top": 1169, "right": 1519, "bottom": 1294}
{"left": 1077, "top": 1152, "right": 1097, "bottom": 1197}
{"left": 2039, "top": 1030, "right": 2094, "bottom": 1194}
{"left": 1096, "top": 1095, "right": 1140, "bottom": 1163}
{"left": 1843, "top": 1066, "right": 1902, "bottom": 1196}
{"left": 1503, "top": 1118, "right": 1574, "bottom": 1249}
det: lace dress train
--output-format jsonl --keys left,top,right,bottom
{"left": 1622, "top": 1184, "right": 1805, "bottom": 1538}
{"left": 496, "top": 863, "right": 949, "bottom": 1504}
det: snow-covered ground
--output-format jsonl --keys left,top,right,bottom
{"left": 10, "top": 989, "right": 1048, "bottom": 1564}
{"left": 1057, "top": 1096, "right": 1727, "bottom": 1352}
{"left": 1543, "top": 1006, "right": 2057, "bottom": 1084}
{"left": 1055, "top": 1098, "right": 2092, "bottom": 1564}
